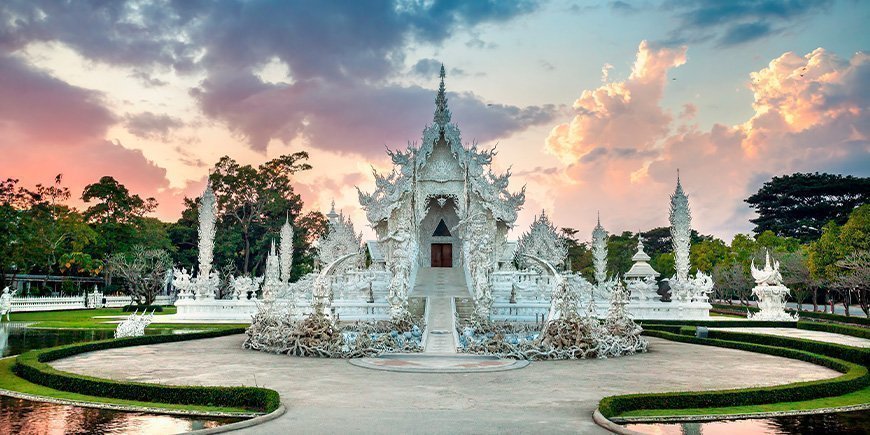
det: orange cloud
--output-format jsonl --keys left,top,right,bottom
{"left": 535, "top": 45, "right": 868, "bottom": 241}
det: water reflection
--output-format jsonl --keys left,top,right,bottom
{"left": 0, "top": 323, "right": 116, "bottom": 357}
{"left": 0, "top": 323, "right": 245, "bottom": 434}
{"left": 624, "top": 410, "right": 870, "bottom": 434}
{"left": 0, "top": 396, "right": 244, "bottom": 435}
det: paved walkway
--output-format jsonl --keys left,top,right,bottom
{"left": 711, "top": 327, "right": 870, "bottom": 348}
{"left": 412, "top": 267, "right": 469, "bottom": 354}
{"left": 51, "top": 335, "right": 839, "bottom": 434}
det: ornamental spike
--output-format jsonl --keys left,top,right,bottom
{"left": 434, "top": 64, "right": 451, "bottom": 126}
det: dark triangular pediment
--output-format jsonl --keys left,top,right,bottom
{"left": 433, "top": 219, "right": 451, "bottom": 237}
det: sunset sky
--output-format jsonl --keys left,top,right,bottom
{"left": 1, "top": 0, "right": 868, "bottom": 243}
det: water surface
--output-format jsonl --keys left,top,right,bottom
{"left": 624, "top": 410, "right": 870, "bottom": 434}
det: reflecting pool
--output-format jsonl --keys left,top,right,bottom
{"left": 0, "top": 323, "right": 247, "bottom": 434}
{"left": 623, "top": 410, "right": 870, "bottom": 434}
{"left": 0, "top": 396, "right": 245, "bottom": 435}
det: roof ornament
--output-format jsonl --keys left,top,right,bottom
{"left": 434, "top": 64, "right": 451, "bottom": 126}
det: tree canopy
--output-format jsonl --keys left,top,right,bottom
{"left": 746, "top": 173, "right": 869, "bottom": 242}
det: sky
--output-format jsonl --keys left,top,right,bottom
{"left": 0, "top": 0, "right": 868, "bottom": 244}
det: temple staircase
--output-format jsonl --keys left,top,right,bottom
{"left": 411, "top": 267, "right": 469, "bottom": 353}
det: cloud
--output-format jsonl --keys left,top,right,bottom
{"left": 125, "top": 112, "right": 184, "bottom": 141}
{"left": 411, "top": 58, "right": 443, "bottom": 78}
{"left": 0, "top": 54, "right": 187, "bottom": 219}
{"left": 662, "top": 0, "right": 834, "bottom": 47}
{"left": 545, "top": 41, "right": 687, "bottom": 164}
{"left": 538, "top": 43, "right": 869, "bottom": 240}
{"left": 192, "top": 71, "right": 560, "bottom": 156}
{"left": 0, "top": 55, "right": 115, "bottom": 143}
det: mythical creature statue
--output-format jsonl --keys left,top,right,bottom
{"left": 380, "top": 221, "right": 413, "bottom": 318}
{"left": 751, "top": 250, "right": 784, "bottom": 287}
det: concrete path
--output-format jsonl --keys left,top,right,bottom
{"left": 711, "top": 327, "right": 870, "bottom": 348}
{"left": 412, "top": 267, "right": 469, "bottom": 354}
{"left": 51, "top": 335, "right": 839, "bottom": 435}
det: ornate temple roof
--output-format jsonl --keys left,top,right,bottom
{"left": 357, "top": 65, "right": 525, "bottom": 226}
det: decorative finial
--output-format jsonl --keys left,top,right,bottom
{"left": 270, "top": 238, "right": 276, "bottom": 255}
{"left": 597, "top": 210, "right": 601, "bottom": 226}
{"left": 434, "top": 64, "right": 451, "bottom": 126}
{"left": 676, "top": 168, "right": 681, "bottom": 186}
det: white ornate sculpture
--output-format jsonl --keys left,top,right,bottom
{"left": 379, "top": 209, "right": 414, "bottom": 318}
{"left": 667, "top": 174, "right": 714, "bottom": 303}
{"left": 115, "top": 310, "right": 154, "bottom": 338}
{"left": 591, "top": 215, "right": 616, "bottom": 303}
{"left": 261, "top": 240, "right": 283, "bottom": 302}
{"left": 516, "top": 210, "right": 568, "bottom": 269}
{"left": 1, "top": 286, "right": 13, "bottom": 321}
{"left": 749, "top": 250, "right": 798, "bottom": 321}
{"left": 194, "top": 182, "right": 218, "bottom": 299}
{"left": 280, "top": 214, "right": 294, "bottom": 284}
{"left": 318, "top": 204, "right": 362, "bottom": 271}
{"left": 172, "top": 267, "right": 193, "bottom": 300}
{"left": 625, "top": 236, "right": 660, "bottom": 302}
{"left": 230, "top": 275, "right": 262, "bottom": 301}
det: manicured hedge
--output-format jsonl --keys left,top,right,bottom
{"left": 13, "top": 328, "right": 280, "bottom": 413}
{"left": 637, "top": 319, "right": 796, "bottom": 328}
{"left": 705, "top": 329, "right": 870, "bottom": 366}
{"left": 599, "top": 329, "right": 870, "bottom": 418}
{"left": 797, "top": 310, "right": 870, "bottom": 326}
{"left": 711, "top": 303, "right": 870, "bottom": 326}
{"left": 797, "top": 321, "right": 870, "bottom": 340}
{"left": 121, "top": 305, "right": 164, "bottom": 312}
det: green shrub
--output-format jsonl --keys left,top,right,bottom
{"left": 13, "top": 328, "right": 280, "bottom": 413}
{"left": 797, "top": 322, "right": 870, "bottom": 340}
{"left": 712, "top": 303, "right": 870, "bottom": 326}
{"left": 637, "top": 319, "right": 796, "bottom": 328}
{"left": 121, "top": 305, "right": 164, "bottom": 312}
{"left": 797, "top": 310, "right": 870, "bottom": 326}
{"left": 599, "top": 330, "right": 870, "bottom": 418}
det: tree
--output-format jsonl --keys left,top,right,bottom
{"left": 834, "top": 251, "right": 869, "bottom": 317}
{"left": 561, "top": 227, "right": 593, "bottom": 277}
{"left": 746, "top": 173, "right": 869, "bottom": 242}
{"left": 690, "top": 238, "right": 730, "bottom": 273}
{"left": 779, "top": 250, "right": 815, "bottom": 312}
{"left": 108, "top": 246, "right": 171, "bottom": 305}
{"left": 713, "top": 262, "right": 753, "bottom": 306}
{"left": 208, "top": 153, "right": 313, "bottom": 275}
{"left": 82, "top": 176, "right": 156, "bottom": 224}
{"left": 81, "top": 177, "right": 169, "bottom": 266}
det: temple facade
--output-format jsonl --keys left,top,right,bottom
{"left": 358, "top": 66, "right": 525, "bottom": 313}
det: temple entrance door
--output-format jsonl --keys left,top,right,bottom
{"left": 431, "top": 243, "right": 453, "bottom": 268}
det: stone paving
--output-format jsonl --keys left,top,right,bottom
{"left": 51, "top": 334, "right": 839, "bottom": 434}
{"left": 710, "top": 327, "right": 870, "bottom": 348}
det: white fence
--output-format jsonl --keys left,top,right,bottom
{"left": 10, "top": 294, "right": 175, "bottom": 313}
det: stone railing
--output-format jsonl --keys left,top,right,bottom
{"left": 11, "top": 296, "right": 86, "bottom": 312}
{"left": 10, "top": 294, "right": 175, "bottom": 312}
{"left": 173, "top": 297, "right": 391, "bottom": 323}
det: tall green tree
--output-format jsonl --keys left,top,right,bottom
{"left": 746, "top": 173, "right": 869, "bottom": 242}
{"left": 81, "top": 176, "right": 169, "bottom": 258}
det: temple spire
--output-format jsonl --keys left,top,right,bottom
{"left": 434, "top": 64, "right": 451, "bottom": 126}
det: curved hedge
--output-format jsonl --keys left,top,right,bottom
{"left": 598, "top": 329, "right": 870, "bottom": 418}
{"left": 797, "top": 321, "right": 870, "bottom": 340}
{"left": 13, "top": 328, "right": 280, "bottom": 413}
{"left": 637, "top": 319, "right": 797, "bottom": 328}
{"left": 711, "top": 303, "right": 870, "bottom": 326}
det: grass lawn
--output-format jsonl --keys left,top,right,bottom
{"left": 618, "top": 385, "right": 870, "bottom": 418}
{"left": 0, "top": 357, "right": 251, "bottom": 414}
{"left": 6, "top": 308, "right": 248, "bottom": 330}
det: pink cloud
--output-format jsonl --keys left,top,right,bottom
{"left": 536, "top": 43, "right": 869, "bottom": 241}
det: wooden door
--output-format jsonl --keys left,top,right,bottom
{"left": 431, "top": 244, "right": 452, "bottom": 267}
{"left": 431, "top": 244, "right": 442, "bottom": 267}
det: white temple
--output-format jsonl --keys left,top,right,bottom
{"left": 172, "top": 66, "right": 712, "bottom": 325}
